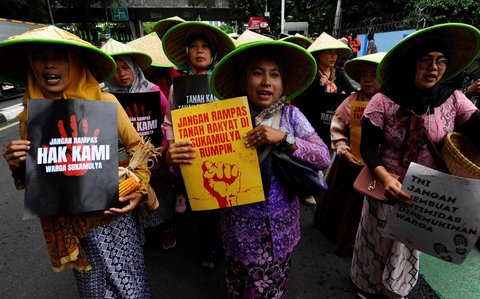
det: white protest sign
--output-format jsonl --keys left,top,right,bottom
{"left": 383, "top": 162, "right": 480, "bottom": 264}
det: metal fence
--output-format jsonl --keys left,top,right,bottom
{"left": 342, "top": 10, "right": 479, "bottom": 35}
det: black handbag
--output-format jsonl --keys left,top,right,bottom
{"left": 270, "top": 148, "right": 328, "bottom": 197}
{"left": 259, "top": 109, "right": 328, "bottom": 198}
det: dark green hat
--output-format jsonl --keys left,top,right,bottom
{"left": 344, "top": 52, "right": 386, "bottom": 83}
{"left": 378, "top": 23, "right": 480, "bottom": 88}
{"left": 162, "top": 21, "right": 235, "bottom": 70}
{"left": 0, "top": 25, "right": 115, "bottom": 83}
{"left": 211, "top": 40, "right": 317, "bottom": 101}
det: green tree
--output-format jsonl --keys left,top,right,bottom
{"left": 52, "top": 0, "right": 121, "bottom": 42}
{"left": 1, "top": 0, "right": 48, "bottom": 23}
{"left": 403, "top": 0, "right": 480, "bottom": 28}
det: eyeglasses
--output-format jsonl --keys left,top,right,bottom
{"left": 417, "top": 56, "right": 449, "bottom": 69}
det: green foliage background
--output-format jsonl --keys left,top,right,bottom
{"left": 2, "top": 0, "right": 479, "bottom": 39}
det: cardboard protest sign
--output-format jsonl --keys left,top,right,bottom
{"left": 383, "top": 163, "right": 480, "bottom": 264}
{"left": 114, "top": 91, "right": 163, "bottom": 147}
{"left": 295, "top": 93, "right": 347, "bottom": 146}
{"left": 349, "top": 101, "right": 369, "bottom": 165}
{"left": 173, "top": 74, "right": 215, "bottom": 109}
{"left": 172, "top": 96, "right": 264, "bottom": 211}
{"left": 25, "top": 99, "right": 119, "bottom": 219}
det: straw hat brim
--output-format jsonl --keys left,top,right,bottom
{"left": 109, "top": 52, "right": 152, "bottom": 70}
{"left": 344, "top": 52, "right": 386, "bottom": 83}
{"left": 377, "top": 23, "right": 480, "bottom": 88}
{"left": 0, "top": 29, "right": 115, "bottom": 83}
{"left": 280, "top": 35, "right": 313, "bottom": 49}
{"left": 153, "top": 16, "right": 185, "bottom": 40}
{"left": 101, "top": 39, "right": 152, "bottom": 70}
{"left": 127, "top": 33, "right": 174, "bottom": 68}
{"left": 162, "top": 22, "right": 235, "bottom": 69}
{"left": 210, "top": 41, "right": 317, "bottom": 101}
{"left": 235, "top": 30, "right": 273, "bottom": 47}
{"left": 307, "top": 32, "right": 352, "bottom": 57}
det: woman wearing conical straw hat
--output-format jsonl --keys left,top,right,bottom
{"left": 153, "top": 15, "right": 185, "bottom": 40}
{"left": 128, "top": 32, "right": 176, "bottom": 96}
{"left": 292, "top": 31, "right": 354, "bottom": 206}
{"left": 352, "top": 23, "right": 480, "bottom": 298}
{"left": 151, "top": 16, "right": 186, "bottom": 95}
{"left": 162, "top": 21, "right": 235, "bottom": 271}
{"left": 1, "top": 26, "right": 152, "bottom": 298}
{"left": 234, "top": 29, "right": 273, "bottom": 47}
{"left": 210, "top": 39, "right": 330, "bottom": 298}
{"left": 280, "top": 33, "right": 313, "bottom": 49}
{"left": 102, "top": 38, "right": 178, "bottom": 250}
{"left": 313, "top": 52, "right": 385, "bottom": 256}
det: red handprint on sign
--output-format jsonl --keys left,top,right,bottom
{"left": 126, "top": 103, "right": 152, "bottom": 120}
{"left": 49, "top": 115, "right": 100, "bottom": 176}
{"left": 202, "top": 160, "right": 240, "bottom": 208}
{"left": 125, "top": 103, "right": 154, "bottom": 135}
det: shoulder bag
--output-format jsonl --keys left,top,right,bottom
{"left": 353, "top": 166, "right": 399, "bottom": 203}
{"left": 259, "top": 109, "right": 328, "bottom": 198}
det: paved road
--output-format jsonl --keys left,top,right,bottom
{"left": 0, "top": 121, "right": 438, "bottom": 299}
{"left": 0, "top": 122, "right": 355, "bottom": 298}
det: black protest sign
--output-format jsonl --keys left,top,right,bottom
{"left": 25, "top": 99, "right": 118, "bottom": 219}
{"left": 173, "top": 74, "right": 216, "bottom": 109}
{"left": 295, "top": 92, "right": 348, "bottom": 146}
{"left": 114, "top": 91, "right": 163, "bottom": 147}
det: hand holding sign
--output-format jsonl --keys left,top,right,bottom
{"left": 105, "top": 190, "right": 143, "bottom": 215}
{"left": 202, "top": 160, "right": 240, "bottom": 208}
{"left": 3, "top": 140, "right": 31, "bottom": 170}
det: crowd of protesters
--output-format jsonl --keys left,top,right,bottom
{"left": 2, "top": 15, "right": 480, "bottom": 299}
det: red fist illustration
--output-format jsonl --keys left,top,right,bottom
{"left": 202, "top": 160, "right": 240, "bottom": 208}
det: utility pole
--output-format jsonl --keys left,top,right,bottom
{"left": 45, "top": 0, "right": 55, "bottom": 25}
{"left": 281, "top": 0, "right": 285, "bottom": 33}
{"left": 333, "top": 0, "right": 342, "bottom": 37}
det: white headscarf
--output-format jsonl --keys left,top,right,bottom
{"left": 106, "top": 55, "right": 155, "bottom": 93}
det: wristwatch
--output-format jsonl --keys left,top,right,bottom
{"left": 280, "top": 132, "right": 295, "bottom": 151}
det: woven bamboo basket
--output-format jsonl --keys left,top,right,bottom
{"left": 442, "top": 132, "right": 480, "bottom": 179}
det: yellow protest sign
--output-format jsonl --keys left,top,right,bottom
{"left": 172, "top": 96, "right": 264, "bottom": 211}
{"left": 350, "top": 101, "right": 369, "bottom": 165}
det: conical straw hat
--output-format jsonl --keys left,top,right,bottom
{"left": 280, "top": 33, "right": 313, "bottom": 49}
{"left": 211, "top": 40, "right": 317, "bottom": 101}
{"left": 234, "top": 29, "right": 273, "bottom": 47}
{"left": 153, "top": 16, "right": 185, "bottom": 40}
{"left": 0, "top": 25, "right": 115, "bottom": 83}
{"left": 162, "top": 21, "right": 235, "bottom": 69}
{"left": 307, "top": 32, "right": 351, "bottom": 57}
{"left": 378, "top": 23, "right": 480, "bottom": 88}
{"left": 127, "top": 32, "right": 174, "bottom": 68}
{"left": 344, "top": 52, "right": 386, "bottom": 83}
{"left": 101, "top": 38, "right": 152, "bottom": 70}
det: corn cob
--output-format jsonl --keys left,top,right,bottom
{"left": 119, "top": 177, "right": 141, "bottom": 197}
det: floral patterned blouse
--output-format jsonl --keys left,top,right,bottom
{"left": 363, "top": 90, "right": 477, "bottom": 177}
{"left": 220, "top": 104, "right": 331, "bottom": 265}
